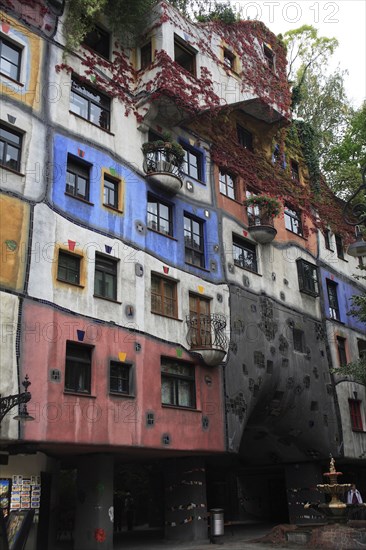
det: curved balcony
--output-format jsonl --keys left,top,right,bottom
{"left": 247, "top": 214, "right": 277, "bottom": 244}
{"left": 186, "top": 313, "right": 228, "bottom": 366}
{"left": 143, "top": 145, "right": 183, "bottom": 194}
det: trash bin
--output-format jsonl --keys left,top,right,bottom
{"left": 210, "top": 508, "right": 224, "bottom": 542}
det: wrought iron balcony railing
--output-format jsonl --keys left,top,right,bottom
{"left": 143, "top": 146, "right": 182, "bottom": 177}
{"left": 186, "top": 313, "right": 228, "bottom": 366}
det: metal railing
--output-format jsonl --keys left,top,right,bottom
{"left": 186, "top": 313, "right": 228, "bottom": 351}
{"left": 143, "top": 146, "right": 182, "bottom": 177}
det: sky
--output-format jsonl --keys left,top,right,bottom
{"left": 227, "top": 0, "right": 366, "bottom": 108}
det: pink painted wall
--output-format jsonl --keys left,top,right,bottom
{"left": 21, "top": 301, "right": 225, "bottom": 452}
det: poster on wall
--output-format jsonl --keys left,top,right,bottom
{"left": 9, "top": 478, "right": 41, "bottom": 513}
{"left": 0, "top": 479, "right": 12, "bottom": 519}
{"left": 6, "top": 509, "right": 35, "bottom": 550}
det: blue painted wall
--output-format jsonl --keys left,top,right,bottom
{"left": 320, "top": 268, "right": 366, "bottom": 332}
{"left": 52, "top": 134, "right": 223, "bottom": 281}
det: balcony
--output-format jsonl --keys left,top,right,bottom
{"left": 186, "top": 313, "right": 228, "bottom": 366}
{"left": 142, "top": 143, "right": 183, "bottom": 194}
{"left": 247, "top": 214, "right": 277, "bottom": 244}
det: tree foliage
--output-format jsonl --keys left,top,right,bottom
{"left": 332, "top": 359, "right": 366, "bottom": 386}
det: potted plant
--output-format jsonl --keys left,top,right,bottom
{"left": 142, "top": 132, "right": 185, "bottom": 194}
{"left": 244, "top": 195, "right": 281, "bottom": 243}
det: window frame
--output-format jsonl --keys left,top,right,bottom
{"left": 151, "top": 273, "right": 178, "bottom": 319}
{"left": 83, "top": 25, "right": 110, "bottom": 59}
{"left": 335, "top": 234, "right": 345, "bottom": 259}
{"left": 65, "top": 341, "right": 92, "bottom": 395}
{"left": 296, "top": 259, "right": 319, "bottom": 297}
{"left": 219, "top": 169, "right": 236, "bottom": 200}
{"left": 189, "top": 293, "right": 211, "bottom": 348}
{"left": 284, "top": 205, "right": 303, "bottom": 236}
{"left": 327, "top": 280, "right": 340, "bottom": 321}
{"left": 293, "top": 328, "right": 304, "bottom": 353}
{"left": 57, "top": 249, "right": 82, "bottom": 286}
{"left": 70, "top": 76, "right": 111, "bottom": 130}
{"left": 140, "top": 40, "right": 152, "bottom": 70}
{"left": 161, "top": 358, "right": 196, "bottom": 409}
{"left": 336, "top": 336, "right": 347, "bottom": 367}
{"left": 263, "top": 43, "right": 275, "bottom": 70}
{"left": 66, "top": 155, "right": 91, "bottom": 202}
{"left": 174, "top": 34, "right": 196, "bottom": 76}
{"left": 103, "top": 173, "right": 119, "bottom": 210}
{"left": 223, "top": 48, "right": 236, "bottom": 71}
{"left": 0, "top": 123, "right": 23, "bottom": 173}
{"left": 232, "top": 234, "right": 258, "bottom": 273}
{"left": 147, "top": 194, "right": 173, "bottom": 236}
{"left": 237, "top": 125, "right": 253, "bottom": 151}
{"left": 324, "top": 229, "right": 332, "bottom": 250}
{"left": 94, "top": 252, "right": 118, "bottom": 301}
{"left": 348, "top": 399, "right": 364, "bottom": 432}
{"left": 0, "top": 37, "right": 22, "bottom": 82}
{"left": 290, "top": 159, "right": 300, "bottom": 183}
{"left": 184, "top": 214, "right": 205, "bottom": 268}
{"left": 181, "top": 143, "right": 203, "bottom": 181}
{"left": 109, "top": 361, "right": 133, "bottom": 396}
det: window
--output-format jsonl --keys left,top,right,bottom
{"left": 327, "top": 280, "right": 340, "bottom": 321}
{"left": 189, "top": 293, "right": 211, "bottom": 347}
{"left": 184, "top": 214, "right": 205, "bottom": 268}
{"left": 174, "top": 35, "right": 196, "bottom": 76}
{"left": 57, "top": 250, "right": 81, "bottom": 285}
{"left": 140, "top": 40, "right": 152, "bottom": 69}
{"left": 263, "top": 43, "right": 274, "bottom": 70}
{"left": 0, "top": 124, "right": 22, "bottom": 172}
{"left": 161, "top": 358, "right": 195, "bottom": 408}
{"left": 336, "top": 336, "right": 347, "bottom": 367}
{"left": 0, "top": 37, "right": 21, "bottom": 81}
{"left": 103, "top": 174, "right": 119, "bottom": 209}
{"left": 223, "top": 48, "right": 236, "bottom": 70}
{"left": 324, "top": 229, "right": 332, "bottom": 250}
{"left": 358, "top": 339, "right": 366, "bottom": 360}
{"left": 335, "top": 234, "right": 344, "bottom": 259}
{"left": 293, "top": 328, "right": 304, "bottom": 352}
{"left": 349, "top": 399, "right": 363, "bottom": 431}
{"left": 94, "top": 253, "right": 117, "bottom": 300}
{"left": 284, "top": 206, "right": 303, "bottom": 236}
{"left": 83, "top": 25, "right": 110, "bottom": 58}
{"left": 110, "top": 361, "right": 131, "bottom": 395}
{"left": 219, "top": 170, "right": 236, "bottom": 199}
{"left": 296, "top": 259, "right": 319, "bottom": 296}
{"left": 65, "top": 342, "right": 92, "bottom": 394}
{"left": 66, "top": 155, "right": 90, "bottom": 201}
{"left": 70, "top": 77, "right": 110, "bottom": 130}
{"left": 237, "top": 125, "right": 253, "bottom": 151}
{"left": 233, "top": 235, "right": 257, "bottom": 273}
{"left": 246, "top": 190, "right": 261, "bottom": 226}
{"left": 151, "top": 273, "right": 177, "bottom": 318}
{"left": 182, "top": 144, "right": 203, "bottom": 180}
{"left": 147, "top": 195, "right": 173, "bottom": 236}
{"left": 290, "top": 160, "right": 300, "bottom": 183}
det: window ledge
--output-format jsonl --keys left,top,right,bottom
{"left": 220, "top": 193, "right": 241, "bottom": 205}
{"left": 162, "top": 404, "right": 200, "bottom": 412}
{"left": 183, "top": 175, "right": 206, "bottom": 186}
{"left": 147, "top": 227, "right": 177, "bottom": 241}
{"left": 64, "top": 391, "right": 96, "bottom": 398}
{"left": 0, "top": 72, "right": 24, "bottom": 87}
{"left": 0, "top": 164, "right": 25, "bottom": 177}
{"left": 56, "top": 278, "right": 85, "bottom": 288}
{"left": 337, "top": 256, "right": 348, "bottom": 262}
{"left": 285, "top": 229, "right": 307, "bottom": 241}
{"left": 233, "top": 263, "right": 262, "bottom": 277}
{"left": 64, "top": 192, "right": 94, "bottom": 206}
{"left": 326, "top": 317, "right": 345, "bottom": 325}
{"left": 69, "top": 111, "right": 115, "bottom": 135}
{"left": 351, "top": 429, "right": 366, "bottom": 433}
{"left": 185, "top": 262, "right": 210, "bottom": 273}
{"left": 151, "top": 311, "right": 182, "bottom": 322}
{"left": 300, "top": 289, "right": 319, "bottom": 298}
{"left": 109, "top": 392, "right": 135, "bottom": 399}
{"left": 103, "top": 204, "right": 123, "bottom": 214}
{"left": 93, "top": 294, "right": 122, "bottom": 304}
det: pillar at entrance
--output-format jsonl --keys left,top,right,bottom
{"left": 74, "top": 455, "right": 114, "bottom": 550}
{"left": 164, "top": 457, "right": 208, "bottom": 542}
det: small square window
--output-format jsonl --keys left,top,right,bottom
{"left": 0, "top": 123, "right": 22, "bottom": 172}
{"left": 161, "top": 358, "right": 195, "bottom": 408}
{"left": 284, "top": 205, "right": 303, "bottom": 236}
{"left": 57, "top": 250, "right": 81, "bottom": 285}
{"left": 348, "top": 399, "right": 363, "bottom": 431}
{"left": 182, "top": 144, "right": 203, "bottom": 181}
{"left": 66, "top": 155, "right": 90, "bottom": 201}
{"left": 233, "top": 235, "right": 257, "bottom": 273}
{"left": 83, "top": 25, "right": 110, "bottom": 59}
{"left": 223, "top": 48, "right": 236, "bottom": 70}
{"left": 151, "top": 273, "right": 178, "bottom": 318}
{"left": 70, "top": 76, "right": 110, "bottom": 130}
{"left": 141, "top": 40, "right": 152, "bottom": 69}
{"left": 110, "top": 361, "right": 131, "bottom": 395}
{"left": 293, "top": 328, "right": 304, "bottom": 352}
{"left": 335, "top": 234, "right": 344, "bottom": 259}
{"left": 103, "top": 174, "right": 119, "bottom": 209}
{"left": 0, "top": 37, "right": 22, "bottom": 81}
{"left": 174, "top": 35, "right": 196, "bottom": 76}
{"left": 263, "top": 43, "right": 274, "bottom": 70}
{"left": 147, "top": 194, "right": 173, "bottom": 236}
{"left": 327, "top": 280, "right": 340, "bottom": 321}
{"left": 94, "top": 253, "right": 118, "bottom": 300}
{"left": 290, "top": 160, "right": 300, "bottom": 183}
{"left": 237, "top": 125, "right": 253, "bottom": 151}
{"left": 65, "top": 341, "right": 92, "bottom": 394}
{"left": 184, "top": 214, "right": 205, "bottom": 268}
{"left": 219, "top": 169, "right": 236, "bottom": 199}
{"left": 296, "top": 259, "right": 319, "bottom": 296}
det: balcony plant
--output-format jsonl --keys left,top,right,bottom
{"left": 244, "top": 195, "right": 282, "bottom": 221}
{"left": 244, "top": 195, "right": 282, "bottom": 243}
{"left": 142, "top": 132, "right": 185, "bottom": 170}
